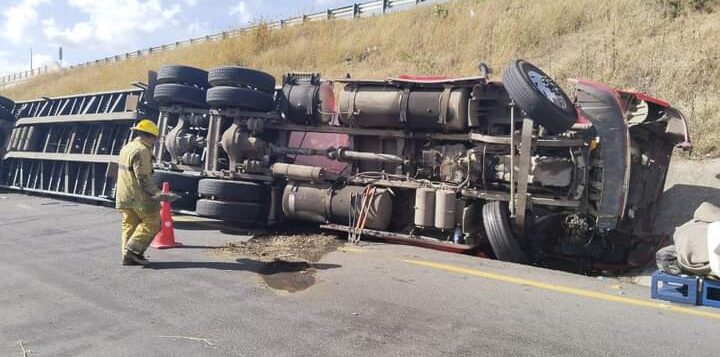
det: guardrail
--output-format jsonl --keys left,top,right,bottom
{"left": 0, "top": 0, "right": 435, "bottom": 89}
{"left": 0, "top": 63, "right": 61, "bottom": 88}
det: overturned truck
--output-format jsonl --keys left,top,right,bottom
{"left": 0, "top": 60, "right": 691, "bottom": 271}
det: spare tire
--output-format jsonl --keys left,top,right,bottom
{"left": 0, "top": 95, "right": 14, "bottom": 112}
{"left": 153, "top": 170, "right": 201, "bottom": 193}
{"left": 208, "top": 66, "right": 276, "bottom": 94}
{"left": 206, "top": 86, "right": 275, "bottom": 111}
{"left": 196, "top": 199, "right": 265, "bottom": 223}
{"left": 502, "top": 59, "right": 577, "bottom": 134}
{"left": 482, "top": 201, "right": 527, "bottom": 263}
{"left": 153, "top": 83, "right": 207, "bottom": 108}
{"left": 157, "top": 65, "right": 209, "bottom": 89}
{"left": 198, "top": 179, "right": 268, "bottom": 202}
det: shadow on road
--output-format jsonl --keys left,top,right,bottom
{"left": 145, "top": 258, "right": 341, "bottom": 274}
{"left": 174, "top": 244, "right": 224, "bottom": 249}
{"left": 172, "top": 221, "right": 219, "bottom": 231}
{"left": 656, "top": 184, "right": 720, "bottom": 235}
{"left": 173, "top": 220, "right": 265, "bottom": 236}
{"left": 145, "top": 258, "right": 341, "bottom": 292}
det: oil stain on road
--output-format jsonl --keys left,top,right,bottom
{"left": 218, "top": 233, "right": 342, "bottom": 293}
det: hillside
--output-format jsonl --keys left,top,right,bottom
{"left": 2, "top": 0, "right": 718, "bottom": 156}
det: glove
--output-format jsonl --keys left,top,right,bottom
{"left": 153, "top": 192, "right": 182, "bottom": 203}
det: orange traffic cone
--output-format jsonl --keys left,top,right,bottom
{"left": 151, "top": 181, "right": 182, "bottom": 249}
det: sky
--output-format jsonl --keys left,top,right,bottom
{"left": 0, "top": 0, "right": 358, "bottom": 76}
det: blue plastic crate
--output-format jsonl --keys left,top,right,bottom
{"left": 700, "top": 279, "right": 720, "bottom": 308}
{"left": 651, "top": 271, "right": 700, "bottom": 305}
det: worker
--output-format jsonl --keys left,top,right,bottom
{"left": 116, "top": 119, "right": 178, "bottom": 266}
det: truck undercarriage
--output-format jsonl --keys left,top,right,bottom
{"left": 0, "top": 60, "right": 691, "bottom": 272}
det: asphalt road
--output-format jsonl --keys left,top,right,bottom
{"left": 1, "top": 191, "right": 719, "bottom": 357}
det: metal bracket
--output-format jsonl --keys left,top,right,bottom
{"left": 514, "top": 118, "right": 534, "bottom": 234}
{"left": 438, "top": 86, "right": 453, "bottom": 126}
{"left": 399, "top": 88, "right": 410, "bottom": 123}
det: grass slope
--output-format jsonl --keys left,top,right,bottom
{"left": 2, "top": 0, "right": 718, "bottom": 156}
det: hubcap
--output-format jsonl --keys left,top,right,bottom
{"left": 528, "top": 70, "right": 568, "bottom": 110}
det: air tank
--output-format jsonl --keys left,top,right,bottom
{"left": 271, "top": 163, "right": 326, "bottom": 183}
{"left": 414, "top": 188, "right": 436, "bottom": 227}
{"left": 434, "top": 189, "right": 456, "bottom": 230}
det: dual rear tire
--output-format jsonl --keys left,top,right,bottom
{"left": 206, "top": 66, "right": 276, "bottom": 112}
{"left": 152, "top": 65, "right": 208, "bottom": 108}
{"left": 196, "top": 179, "right": 269, "bottom": 224}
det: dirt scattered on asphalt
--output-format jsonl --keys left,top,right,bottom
{"left": 218, "top": 232, "right": 341, "bottom": 292}
{"left": 219, "top": 233, "right": 340, "bottom": 262}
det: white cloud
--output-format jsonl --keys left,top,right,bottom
{"left": 31, "top": 53, "right": 56, "bottom": 68}
{"left": 314, "top": 0, "right": 346, "bottom": 6}
{"left": 186, "top": 21, "right": 210, "bottom": 38}
{"left": 0, "top": 56, "right": 28, "bottom": 76}
{"left": 42, "top": 0, "right": 183, "bottom": 52}
{"left": 1, "top": 0, "right": 50, "bottom": 44}
{"left": 0, "top": 51, "right": 55, "bottom": 77}
{"left": 229, "top": 1, "right": 252, "bottom": 24}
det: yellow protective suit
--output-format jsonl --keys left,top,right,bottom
{"left": 115, "top": 137, "right": 161, "bottom": 256}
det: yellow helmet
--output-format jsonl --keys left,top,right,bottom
{"left": 131, "top": 119, "right": 159, "bottom": 137}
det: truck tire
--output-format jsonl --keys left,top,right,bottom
{"left": 0, "top": 95, "right": 14, "bottom": 112}
{"left": 206, "top": 86, "right": 275, "bottom": 111}
{"left": 502, "top": 59, "right": 577, "bottom": 134}
{"left": 157, "top": 65, "right": 209, "bottom": 88}
{"left": 198, "top": 179, "right": 267, "bottom": 202}
{"left": 196, "top": 199, "right": 265, "bottom": 223}
{"left": 153, "top": 170, "right": 200, "bottom": 194}
{"left": 153, "top": 83, "right": 207, "bottom": 108}
{"left": 482, "top": 201, "right": 527, "bottom": 263}
{"left": 208, "top": 66, "right": 276, "bottom": 94}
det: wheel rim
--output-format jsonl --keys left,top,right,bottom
{"left": 527, "top": 70, "right": 569, "bottom": 110}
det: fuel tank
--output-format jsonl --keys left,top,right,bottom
{"left": 338, "top": 83, "right": 470, "bottom": 131}
{"left": 282, "top": 183, "right": 393, "bottom": 230}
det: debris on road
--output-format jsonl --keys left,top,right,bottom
{"left": 218, "top": 233, "right": 340, "bottom": 263}
{"left": 656, "top": 202, "right": 720, "bottom": 277}
{"left": 18, "top": 340, "right": 28, "bottom": 357}
{"left": 157, "top": 335, "right": 216, "bottom": 348}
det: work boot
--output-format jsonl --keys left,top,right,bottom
{"left": 122, "top": 250, "right": 150, "bottom": 266}
{"left": 121, "top": 255, "right": 144, "bottom": 266}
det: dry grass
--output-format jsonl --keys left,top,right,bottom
{"left": 2, "top": 0, "right": 719, "bottom": 156}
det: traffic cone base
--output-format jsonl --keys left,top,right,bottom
{"left": 151, "top": 181, "right": 181, "bottom": 249}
